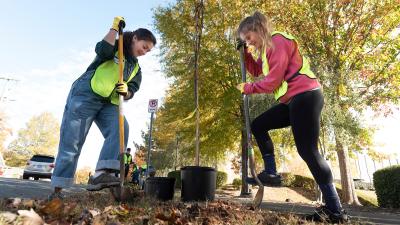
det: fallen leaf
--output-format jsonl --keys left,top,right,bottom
{"left": 62, "top": 202, "right": 78, "bottom": 216}
{"left": 111, "top": 206, "right": 129, "bottom": 216}
{"left": 89, "top": 208, "right": 101, "bottom": 217}
{"left": 77, "top": 209, "right": 92, "bottom": 224}
{"left": 103, "top": 205, "right": 114, "bottom": 213}
{"left": 40, "top": 199, "right": 62, "bottom": 217}
{"left": 120, "top": 204, "right": 133, "bottom": 211}
{"left": 104, "top": 221, "right": 121, "bottom": 225}
{"left": 0, "top": 211, "right": 18, "bottom": 223}
{"left": 92, "top": 215, "right": 106, "bottom": 225}
{"left": 155, "top": 212, "right": 170, "bottom": 221}
{"left": 18, "top": 208, "right": 45, "bottom": 225}
{"left": 12, "top": 198, "right": 22, "bottom": 208}
{"left": 49, "top": 220, "right": 70, "bottom": 225}
{"left": 22, "top": 199, "right": 35, "bottom": 208}
{"left": 172, "top": 208, "right": 182, "bottom": 218}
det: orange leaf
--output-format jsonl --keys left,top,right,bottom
{"left": 40, "top": 199, "right": 63, "bottom": 217}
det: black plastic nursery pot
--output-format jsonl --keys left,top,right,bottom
{"left": 145, "top": 177, "right": 176, "bottom": 201}
{"left": 181, "top": 166, "right": 216, "bottom": 201}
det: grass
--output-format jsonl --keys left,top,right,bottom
{"left": 355, "top": 190, "right": 378, "bottom": 206}
{"left": 334, "top": 184, "right": 378, "bottom": 207}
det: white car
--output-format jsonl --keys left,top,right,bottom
{"left": 23, "top": 155, "right": 55, "bottom": 180}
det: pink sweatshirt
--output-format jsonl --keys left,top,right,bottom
{"left": 243, "top": 34, "right": 320, "bottom": 104}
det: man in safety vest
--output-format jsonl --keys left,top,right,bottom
{"left": 124, "top": 148, "right": 133, "bottom": 179}
{"left": 49, "top": 16, "right": 156, "bottom": 200}
{"left": 130, "top": 161, "right": 139, "bottom": 184}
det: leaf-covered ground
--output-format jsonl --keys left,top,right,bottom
{"left": 0, "top": 187, "right": 359, "bottom": 225}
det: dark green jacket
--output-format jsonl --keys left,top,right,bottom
{"left": 86, "top": 40, "right": 142, "bottom": 101}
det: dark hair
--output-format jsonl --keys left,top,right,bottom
{"left": 133, "top": 28, "right": 157, "bottom": 45}
{"left": 121, "top": 28, "right": 157, "bottom": 57}
{"left": 127, "top": 148, "right": 131, "bottom": 151}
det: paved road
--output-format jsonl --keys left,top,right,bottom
{"left": 229, "top": 195, "right": 400, "bottom": 225}
{"left": 0, "top": 177, "right": 86, "bottom": 199}
{"left": 260, "top": 201, "right": 400, "bottom": 225}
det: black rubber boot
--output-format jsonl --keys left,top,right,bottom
{"left": 303, "top": 206, "right": 349, "bottom": 224}
{"left": 245, "top": 171, "right": 282, "bottom": 187}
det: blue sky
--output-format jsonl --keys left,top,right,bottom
{"left": 0, "top": 1, "right": 175, "bottom": 170}
{"left": 0, "top": 0, "right": 399, "bottom": 172}
{"left": 0, "top": 0, "right": 174, "bottom": 73}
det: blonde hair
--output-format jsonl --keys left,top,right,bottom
{"left": 237, "top": 11, "right": 274, "bottom": 55}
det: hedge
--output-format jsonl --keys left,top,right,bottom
{"left": 167, "top": 170, "right": 181, "bottom": 189}
{"left": 373, "top": 165, "right": 400, "bottom": 208}
{"left": 232, "top": 178, "right": 242, "bottom": 190}
{"left": 281, "top": 172, "right": 316, "bottom": 191}
{"left": 216, "top": 171, "right": 228, "bottom": 188}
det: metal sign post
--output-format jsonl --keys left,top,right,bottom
{"left": 146, "top": 99, "right": 158, "bottom": 178}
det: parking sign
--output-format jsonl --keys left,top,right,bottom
{"left": 148, "top": 99, "right": 158, "bottom": 113}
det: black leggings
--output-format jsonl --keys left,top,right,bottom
{"left": 250, "top": 89, "right": 332, "bottom": 185}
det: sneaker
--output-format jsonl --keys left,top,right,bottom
{"left": 48, "top": 191, "right": 65, "bottom": 201}
{"left": 86, "top": 173, "right": 120, "bottom": 191}
{"left": 246, "top": 171, "right": 282, "bottom": 186}
{"left": 303, "top": 205, "right": 349, "bottom": 224}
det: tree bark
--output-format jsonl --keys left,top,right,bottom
{"left": 240, "top": 127, "right": 250, "bottom": 196}
{"left": 335, "top": 137, "right": 362, "bottom": 206}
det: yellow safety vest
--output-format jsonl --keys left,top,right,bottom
{"left": 91, "top": 51, "right": 140, "bottom": 105}
{"left": 124, "top": 153, "right": 132, "bottom": 164}
{"left": 261, "top": 31, "right": 316, "bottom": 100}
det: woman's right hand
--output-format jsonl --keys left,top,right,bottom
{"left": 236, "top": 39, "right": 246, "bottom": 50}
{"left": 111, "top": 16, "right": 125, "bottom": 32}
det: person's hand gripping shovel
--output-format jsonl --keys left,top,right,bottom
{"left": 238, "top": 40, "right": 264, "bottom": 208}
{"left": 108, "top": 17, "right": 133, "bottom": 202}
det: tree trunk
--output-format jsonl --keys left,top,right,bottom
{"left": 335, "top": 137, "right": 362, "bottom": 206}
{"left": 240, "top": 124, "right": 251, "bottom": 196}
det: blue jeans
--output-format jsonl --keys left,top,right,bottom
{"left": 51, "top": 71, "right": 129, "bottom": 188}
{"left": 131, "top": 171, "right": 139, "bottom": 184}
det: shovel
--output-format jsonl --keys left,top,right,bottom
{"left": 239, "top": 45, "right": 264, "bottom": 208}
{"left": 109, "top": 20, "right": 133, "bottom": 202}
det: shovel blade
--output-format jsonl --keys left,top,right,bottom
{"left": 253, "top": 185, "right": 264, "bottom": 208}
{"left": 248, "top": 151, "right": 264, "bottom": 208}
{"left": 109, "top": 186, "right": 131, "bottom": 202}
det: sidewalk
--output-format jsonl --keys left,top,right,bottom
{"left": 216, "top": 188, "right": 400, "bottom": 225}
{"left": 258, "top": 201, "right": 399, "bottom": 225}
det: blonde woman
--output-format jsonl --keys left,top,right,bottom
{"left": 236, "top": 11, "right": 348, "bottom": 223}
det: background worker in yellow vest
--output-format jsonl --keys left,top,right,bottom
{"left": 124, "top": 148, "right": 133, "bottom": 179}
{"left": 236, "top": 11, "right": 348, "bottom": 223}
{"left": 130, "top": 161, "right": 139, "bottom": 184}
{"left": 49, "top": 16, "right": 156, "bottom": 200}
